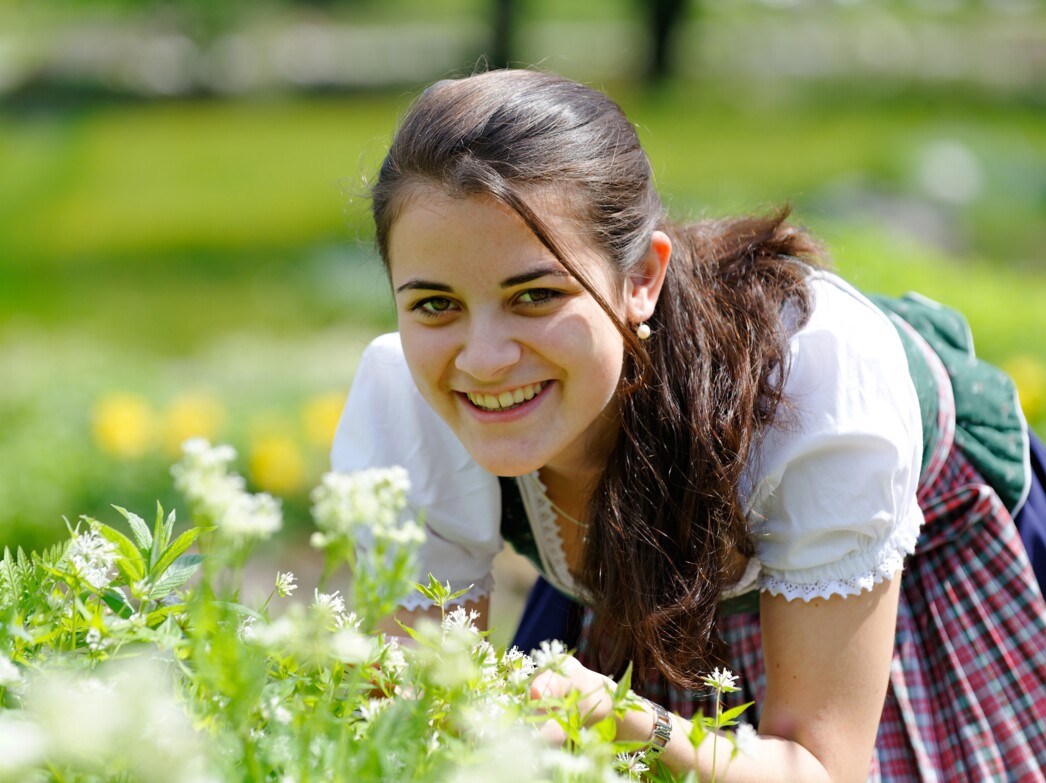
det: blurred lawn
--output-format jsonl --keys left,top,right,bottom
{"left": 3, "top": 89, "right": 1042, "bottom": 269}
{"left": 1, "top": 84, "right": 1044, "bottom": 553}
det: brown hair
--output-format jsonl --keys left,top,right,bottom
{"left": 371, "top": 69, "right": 824, "bottom": 688}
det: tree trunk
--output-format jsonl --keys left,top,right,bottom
{"left": 490, "top": 0, "right": 515, "bottom": 70}
{"left": 645, "top": 0, "right": 688, "bottom": 83}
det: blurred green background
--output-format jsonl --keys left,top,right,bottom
{"left": 2, "top": 0, "right": 1044, "bottom": 575}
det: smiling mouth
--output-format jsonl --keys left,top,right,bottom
{"left": 465, "top": 382, "right": 548, "bottom": 412}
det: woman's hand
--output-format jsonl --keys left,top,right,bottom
{"left": 529, "top": 655, "right": 618, "bottom": 744}
{"left": 523, "top": 575, "right": 901, "bottom": 782}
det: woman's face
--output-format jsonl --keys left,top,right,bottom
{"left": 387, "top": 187, "right": 628, "bottom": 480}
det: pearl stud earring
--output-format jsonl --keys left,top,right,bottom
{"left": 636, "top": 322, "right": 652, "bottom": 340}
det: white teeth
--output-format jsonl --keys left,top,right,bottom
{"left": 467, "top": 382, "right": 546, "bottom": 411}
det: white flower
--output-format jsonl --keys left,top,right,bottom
{"left": 442, "top": 606, "right": 480, "bottom": 634}
{"left": 375, "top": 518, "right": 426, "bottom": 546}
{"left": 312, "top": 589, "right": 346, "bottom": 615}
{"left": 238, "top": 616, "right": 257, "bottom": 642}
{"left": 503, "top": 646, "right": 537, "bottom": 684}
{"left": 331, "top": 627, "right": 375, "bottom": 665}
{"left": 381, "top": 637, "right": 407, "bottom": 678}
{"left": 0, "top": 654, "right": 22, "bottom": 688}
{"left": 702, "top": 666, "right": 739, "bottom": 692}
{"left": 734, "top": 722, "right": 758, "bottom": 758}
{"left": 85, "top": 627, "right": 103, "bottom": 652}
{"left": 310, "top": 467, "right": 411, "bottom": 544}
{"left": 312, "top": 589, "right": 356, "bottom": 630}
{"left": 172, "top": 439, "right": 282, "bottom": 543}
{"left": 542, "top": 747, "right": 594, "bottom": 776}
{"left": 0, "top": 713, "right": 47, "bottom": 774}
{"left": 469, "top": 639, "right": 500, "bottom": 687}
{"left": 220, "top": 492, "right": 283, "bottom": 542}
{"left": 26, "top": 659, "right": 213, "bottom": 782}
{"left": 66, "top": 526, "right": 118, "bottom": 591}
{"left": 615, "top": 751, "right": 650, "bottom": 777}
{"left": 246, "top": 614, "right": 296, "bottom": 649}
{"left": 274, "top": 571, "right": 297, "bottom": 597}
{"left": 531, "top": 639, "right": 568, "bottom": 673}
{"left": 357, "top": 697, "right": 390, "bottom": 722}
{"left": 385, "top": 751, "right": 405, "bottom": 777}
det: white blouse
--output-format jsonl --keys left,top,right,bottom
{"left": 331, "top": 271, "right": 925, "bottom": 608}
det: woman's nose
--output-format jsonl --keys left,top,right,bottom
{"left": 453, "top": 318, "right": 522, "bottom": 382}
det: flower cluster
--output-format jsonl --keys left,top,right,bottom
{"left": 171, "top": 437, "right": 282, "bottom": 543}
{"left": 309, "top": 466, "right": 415, "bottom": 548}
{"left": 0, "top": 445, "right": 756, "bottom": 782}
{"left": 65, "top": 525, "right": 118, "bottom": 591}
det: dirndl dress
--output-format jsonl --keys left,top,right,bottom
{"left": 506, "top": 293, "right": 1046, "bottom": 782}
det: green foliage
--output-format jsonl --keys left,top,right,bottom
{"left": 0, "top": 446, "right": 755, "bottom": 782}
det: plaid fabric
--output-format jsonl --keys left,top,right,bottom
{"left": 574, "top": 316, "right": 1046, "bottom": 779}
{"left": 577, "top": 442, "right": 1046, "bottom": 781}
{"left": 567, "top": 295, "right": 1046, "bottom": 779}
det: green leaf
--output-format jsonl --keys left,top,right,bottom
{"left": 151, "top": 527, "right": 207, "bottom": 581}
{"left": 94, "top": 523, "right": 146, "bottom": 584}
{"left": 149, "top": 554, "right": 203, "bottom": 599}
{"left": 393, "top": 618, "right": 424, "bottom": 644}
{"left": 101, "top": 589, "right": 135, "bottom": 619}
{"left": 414, "top": 573, "right": 450, "bottom": 604}
{"left": 112, "top": 505, "right": 152, "bottom": 551}
{"left": 0, "top": 547, "right": 27, "bottom": 608}
{"left": 614, "top": 662, "right": 634, "bottom": 703}
{"left": 717, "top": 701, "right": 754, "bottom": 726}
{"left": 211, "top": 601, "right": 265, "bottom": 622}
{"left": 144, "top": 604, "right": 183, "bottom": 626}
{"left": 689, "top": 710, "right": 709, "bottom": 746}
{"left": 589, "top": 714, "right": 617, "bottom": 743}
{"left": 153, "top": 503, "right": 175, "bottom": 563}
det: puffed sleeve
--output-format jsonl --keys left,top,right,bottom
{"left": 743, "top": 273, "right": 925, "bottom": 601}
{"left": 330, "top": 332, "right": 503, "bottom": 609}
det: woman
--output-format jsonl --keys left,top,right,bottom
{"left": 332, "top": 69, "right": 1046, "bottom": 781}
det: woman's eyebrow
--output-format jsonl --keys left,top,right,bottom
{"left": 500, "top": 266, "right": 571, "bottom": 288}
{"left": 395, "top": 266, "right": 570, "bottom": 295}
{"left": 394, "top": 279, "right": 453, "bottom": 294}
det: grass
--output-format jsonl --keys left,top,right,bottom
{"left": 2, "top": 88, "right": 1041, "bottom": 270}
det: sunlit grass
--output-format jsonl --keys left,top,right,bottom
{"left": 2, "top": 90, "right": 1041, "bottom": 266}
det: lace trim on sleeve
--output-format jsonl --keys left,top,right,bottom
{"left": 759, "top": 506, "right": 923, "bottom": 602}
{"left": 397, "top": 573, "right": 495, "bottom": 611}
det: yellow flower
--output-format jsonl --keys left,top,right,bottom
{"left": 1001, "top": 355, "right": 1046, "bottom": 423}
{"left": 161, "top": 392, "right": 226, "bottom": 456}
{"left": 301, "top": 391, "right": 345, "bottom": 450}
{"left": 91, "top": 393, "right": 154, "bottom": 459}
{"left": 248, "top": 434, "right": 306, "bottom": 496}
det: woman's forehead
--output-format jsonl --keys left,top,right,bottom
{"left": 391, "top": 186, "right": 587, "bottom": 256}
{"left": 387, "top": 187, "right": 618, "bottom": 289}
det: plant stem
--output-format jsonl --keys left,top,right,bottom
{"left": 69, "top": 591, "right": 77, "bottom": 653}
{"left": 710, "top": 689, "right": 721, "bottom": 783}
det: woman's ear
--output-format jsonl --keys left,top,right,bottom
{"left": 625, "top": 230, "right": 671, "bottom": 324}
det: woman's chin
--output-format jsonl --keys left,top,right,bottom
{"left": 465, "top": 447, "right": 544, "bottom": 478}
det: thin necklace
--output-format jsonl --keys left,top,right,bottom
{"left": 526, "top": 472, "right": 587, "bottom": 528}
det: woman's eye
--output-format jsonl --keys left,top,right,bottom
{"left": 517, "top": 288, "right": 560, "bottom": 305}
{"left": 413, "top": 297, "right": 457, "bottom": 316}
